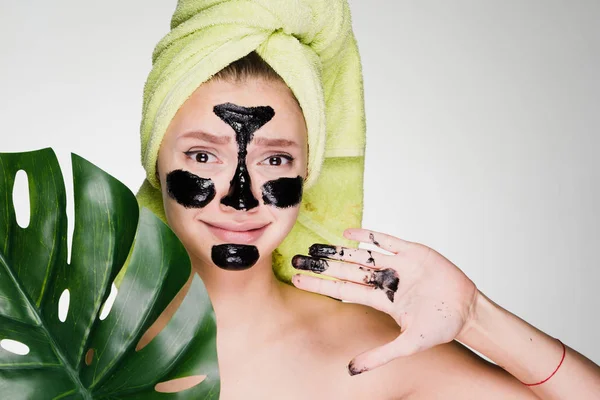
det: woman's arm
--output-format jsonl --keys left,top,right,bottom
{"left": 456, "top": 290, "right": 600, "bottom": 399}
{"left": 292, "top": 228, "right": 600, "bottom": 399}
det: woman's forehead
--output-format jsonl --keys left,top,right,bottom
{"left": 185, "top": 78, "right": 300, "bottom": 112}
{"left": 167, "top": 79, "right": 306, "bottom": 145}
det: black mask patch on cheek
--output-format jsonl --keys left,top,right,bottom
{"left": 213, "top": 102, "right": 275, "bottom": 211}
{"left": 211, "top": 244, "right": 260, "bottom": 270}
{"left": 166, "top": 169, "right": 216, "bottom": 208}
{"left": 261, "top": 176, "right": 303, "bottom": 208}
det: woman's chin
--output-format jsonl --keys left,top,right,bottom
{"left": 179, "top": 219, "right": 294, "bottom": 271}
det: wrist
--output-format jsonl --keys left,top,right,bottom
{"left": 456, "top": 289, "right": 497, "bottom": 345}
{"left": 454, "top": 290, "right": 567, "bottom": 386}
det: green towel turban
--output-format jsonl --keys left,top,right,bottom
{"left": 136, "top": 0, "right": 366, "bottom": 282}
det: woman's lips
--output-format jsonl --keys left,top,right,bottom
{"left": 203, "top": 222, "right": 269, "bottom": 244}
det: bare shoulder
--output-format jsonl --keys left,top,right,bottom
{"left": 285, "top": 286, "right": 538, "bottom": 399}
{"left": 402, "top": 340, "right": 539, "bottom": 399}
{"left": 336, "top": 301, "right": 539, "bottom": 399}
{"left": 285, "top": 283, "right": 400, "bottom": 347}
{"left": 285, "top": 286, "right": 413, "bottom": 398}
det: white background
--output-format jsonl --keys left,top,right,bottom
{"left": 1, "top": 1, "right": 598, "bottom": 364}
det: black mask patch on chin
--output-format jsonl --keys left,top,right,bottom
{"left": 262, "top": 176, "right": 303, "bottom": 208}
{"left": 166, "top": 169, "right": 216, "bottom": 208}
{"left": 211, "top": 244, "right": 260, "bottom": 270}
{"left": 213, "top": 102, "right": 275, "bottom": 211}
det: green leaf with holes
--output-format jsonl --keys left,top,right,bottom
{"left": 0, "top": 148, "right": 219, "bottom": 399}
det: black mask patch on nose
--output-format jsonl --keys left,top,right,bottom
{"left": 211, "top": 244, "right": 260, "bottom": 270}
{"left": 261, "top": 176, "right": 303, "bottom": 208}
{"left": 166, "top": 169, "right": 216, "bottom": 208}
{"left": 213, "top": 102, "right": 275, "bottom": 211}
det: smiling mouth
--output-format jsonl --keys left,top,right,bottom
{"left": 203, "top": 221, "right": 270, "bottom": 244}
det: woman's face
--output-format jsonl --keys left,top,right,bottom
{"left": 157, "top": 78, "right": 308, "bottom": 271}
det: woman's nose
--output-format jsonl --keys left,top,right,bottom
{"left": 220, "top": 162, "right": 259, "bottom": 211}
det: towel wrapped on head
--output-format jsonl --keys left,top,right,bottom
{"left": 136, "top": 0, "right": 366, "bottom": 282}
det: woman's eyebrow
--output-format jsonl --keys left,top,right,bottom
{"left": 253, "top": 137, "right": 298, "bottom": 148}
{"left": 179, "top": 130, "right": 231, "bottom": 145}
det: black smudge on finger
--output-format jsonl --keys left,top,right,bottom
{"left": 369, "top": 232, "right": 381, "bottom": 247}
{"left": 211, "top": 244, "right": 259, "bottom": 270}
{"left": 308, "top": 244, "right": 338, "bottom": 258}
{"left": 364, "top": 268, "right": 399, "bottom": 302}
{"left": 348, "top": 360, "right": 367, "bottom": 376}
{"left": 166, "top": 169, "right": 216, "bottom": 208}
{"left": 366, "top": 250, "right": 375, "bottom": 266}
{"left": 291, "top": 255, "right": 329, "bottom": 274}
{"left": 261, "top": 176, "right": 303, "bottom": 208}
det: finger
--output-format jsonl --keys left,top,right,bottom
{"left": 293, "top": 254, "right": 376, "bottom": 281}
{"left": 344, "top": 228, "right": 412, "bottom": 254}
{"left": 291, "top": 274, "right": 393, "bottom": 314}
{"left": 347, "top": 331, "right": 428, "bottom": 376}
{"left": 292, "top": 255, "right": 400, "bottom": 303}
{"left": 308, "top": 243, "right": 395, "bottom": 269}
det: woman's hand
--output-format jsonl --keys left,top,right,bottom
{"left": 291, "top": 227, "right": 479, "bottom": 375}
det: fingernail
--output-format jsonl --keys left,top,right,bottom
{"left": 308, "top": 244, "right": 337, "bottom": 258}
{"left": 291, "top": 255, "right": 329, "bottom": 273}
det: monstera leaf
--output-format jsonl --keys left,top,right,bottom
{"left": 0, "top": 148, "right": 219, "bottom": 399}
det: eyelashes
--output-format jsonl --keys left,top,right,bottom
{"left": 259, "top": 154, "right": 294, "bottom": 167}
{"left": 184, "top": 150, "right": 219, "bottom": 164}
{"left": 184, "top": 150, "right": 294, "bottom": 167}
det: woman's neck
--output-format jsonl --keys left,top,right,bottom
{"left": 136, "top": 253, "right": 292, "bottom": 352}
{"left": 191, "top": 253, "right": 291, "bottom": 335}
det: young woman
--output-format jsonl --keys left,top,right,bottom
{"left": 135, "top": 52, "right": 600, "bottom": 399}
{"left": 128, "top": 0, "right": 600, "bottom": 398}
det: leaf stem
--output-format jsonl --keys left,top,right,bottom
{"left": 0, "top": 252, "right": 92, "bottom": 399}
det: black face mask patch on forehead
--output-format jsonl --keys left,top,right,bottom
{"left": 211, "top": 244, "right": 260, "bottom": 270}
{"left": 213, "top": 102, "right": 275, "bottom": 211}
{"left": 261, "top": 176, "right": 303, "bottom": 208}
{"left": 166, "top": 169, "right": 216, "bottom": 208}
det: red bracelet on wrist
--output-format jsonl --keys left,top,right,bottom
{"left": 520, "top": 339, "right": 566, "bottom": 387}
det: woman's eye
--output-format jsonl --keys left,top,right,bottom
{"left": 185, "top": 151, "right": 218, "bottom": 164}
{"left": 260, "top": 155, "right": 293, "bottom": 166}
